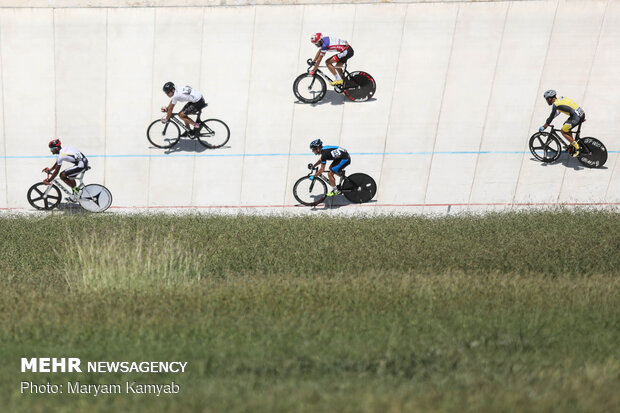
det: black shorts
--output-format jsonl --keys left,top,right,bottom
{"left": 330, "top": 157, "right": 350, "bottom": 173}
{"left": 64, "top": 158, "right": 88, "bottom": 178}
{"left": 328, "top": 46, "right": 354, "bottom": 64}
{"left": 562, "top": 113, "right": 585, "bottom": 132}
{"left": 181, "top": 98, "right": 206, "bottom": 115}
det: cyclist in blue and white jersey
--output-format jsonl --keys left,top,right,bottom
{"left": 43, "top": 139, "right": 88, "bottom": 202}
{"left": 162, "top": 82, "right": 206, "bottom": 136}
{"left": 310, "top": 139, "right": 351, "bottom": 197}
{"left": 309, "top": 33, "right": 354, "bottom": 86}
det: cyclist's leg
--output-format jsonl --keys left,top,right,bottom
{"left": 60, "top": 170, "right": 77, "bottom": 189}
{"left": 325, "top": 55, "right": 339, "bottom": 78}
{"left": 561, "top": 116, "right": 582, "bottom": 155}
{"left": 179, "top": 102, "right": 198, "bottom": 129}
{"left": 328, "top": 158, "right": 350, "bottom": 190}
{"left": 561, "top": 115, "right": 582, "bottom": 142}
{"left": 335, "top": 46, "right": 354, "bottom": 79}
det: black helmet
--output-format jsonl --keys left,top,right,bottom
{"left": 543, "top": 89, "right": 556, "bottom": 99}
{"left": 163, "top": 81, "right": 175, "bottom": 94}
{"left": 310, "top": 139, "right": 322, "bottom": 149}
{"left": 48, "top": 139, "right": 61, "bottom": 149}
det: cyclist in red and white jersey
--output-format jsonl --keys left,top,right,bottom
{"left": 309, "top": 33, "right": 354, "bottom": 86}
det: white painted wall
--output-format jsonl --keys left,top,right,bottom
{"left": 0, "top": 0, "right": 618, "bottom": 211}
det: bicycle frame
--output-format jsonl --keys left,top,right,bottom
{"left": 43, "top": 170, "right": 86, "bottom": 197}
{"left": 307, "top": 164, "right": 347, "bottom": 189}
{"left": 163, "top": 106, "right": 207, "bottom": 134}
{"left": 305, "top": 59, "right": 351, "bottom": 90}
{"left": 547, "top": 121, "right": 583, "bottom": 146}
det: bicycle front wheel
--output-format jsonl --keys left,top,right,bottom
{"left": 147, "top": 119, "right": 181, "bottom": 149}
{"left": 293, "top": 176, "right": 327, "bottom": 206}
{"left": 79, "top": 184, "right": 113, "bottom": 213}
{"left": 342, "top": 173, "right": 377, "bottom": 203}
{"left": 576, "top": 137, "right": 607, "bottom": 168}
{"left": 197, "top": 119, "right": 230, "bottom": 149}
{"left": 27, "top": 183, "right": 61, "bottom": 210}
{"left": 529, "top": 132, "right": 561, "bottom": 163}
{"left": 293, "top": 73, "right": 326, "bottom": 104}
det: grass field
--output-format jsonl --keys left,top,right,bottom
{"left": 1, "top": 211, "right": 618, "bottom": 412}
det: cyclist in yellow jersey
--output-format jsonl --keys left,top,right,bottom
{"left": 539, "top": 90, "right": 585, "bottom": 157}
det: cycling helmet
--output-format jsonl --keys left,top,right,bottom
{"left": 48, "top": 139, "right": 61, "bottom": 149}
{"left": 163, "top": 81, "right": 175, "bottom": 94}
{"left": 310, "top": 33, "right": 322, "bottom": 44}
{"left": 543, "top": 89, "right": 557, "bottom": 99}
{"left": 310, "top": 139, "right": 323, "bottom": 149}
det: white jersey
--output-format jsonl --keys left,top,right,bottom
{"left": 171, "top": 86, "right": 203, "bottom": 105}
{"left": 56, "top": 146, "right": 86, "bottom": 166}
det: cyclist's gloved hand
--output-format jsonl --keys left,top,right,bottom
{"left": 42, "top": 167, "right": 49, "bottom": 173}
{"left": 161, "top": 116, "right": 168, "bottom": 124}
{"left": 43, "top": 179, "right": 50, "bottom": 185}
{"left": 539, "top": 126, "right": 546, "bottom": 132}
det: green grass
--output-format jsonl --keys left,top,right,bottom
{"left": 0, "top": 211, "right": 618, "bottom": 412}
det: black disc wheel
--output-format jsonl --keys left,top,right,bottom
{"left": 576, "top": 137, "right": 607, "bottom": 168}
{"left": 529, "top": 132, "right": 562, "bottom": 163}
{"left": 293, "top": 73, "right": 327, "bottom": 104}
{"left": 27, "top": 183, "right": 61, "bottom": 210}
{"left": 79, "top": 184, "right": 113, "bottom": 213}
{"left": 341, "top": 173, "right": 377, "bottom": 203}
{"left": 196, "top": 119, "right": 230, "bottom": 149}
{"left": 344, "top": 71, "right": 376, "bottom": 102}
{"left": 293, "top": 176, "right": 327, "bottom": 206}
{"left": 147, "top": 119, "right": 181, "bottom": 149}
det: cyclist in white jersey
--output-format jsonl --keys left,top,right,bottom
{"left": 161, "top": 82, "right": 206, "bottom": 137}
{"left": 43, "top": 139, "right": 89, "bottom": 202}
{"left": 309, "top": 33, "right": 354, "bottom": 86}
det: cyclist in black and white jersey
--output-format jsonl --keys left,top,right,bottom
{"left": 162, "top": 81, "right": 206, "bottom": 137}
{"left": 310, "top": 139, "right": 351, "bottom": 197}
{"left": 43, "top": 139, "right": 88, "bottom": 202}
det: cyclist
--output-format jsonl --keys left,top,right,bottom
{"left": 310, "top": 139, "right": 351, "bottom": 197}
{"left": 309, "top": 33, "right": 354, "bottom": 87}
{"left": 539, "top": 90, "right": 585, "bottom": 157}
{"left": 162, "top": 82, "right": 206, "bottom": 137}
{"left": 42, "top": 139, "right": 88, "bottom": 202}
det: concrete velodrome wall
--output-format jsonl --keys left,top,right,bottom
{"left": 0, "top": 0, "right": 618, "bottom": 212}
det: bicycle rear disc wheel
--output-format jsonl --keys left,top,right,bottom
{"left": 293, "top": 73, "right": 326, "bottom": 104}
{"left": 147, "top": 119, "right": 181, "bottom": 149}
{"left": 27, "top": 183, "right": 61, "bottom": 210}
{"left": 342, "top": 173, "right": 377, "bottom": 203}
{"left": 197, "top": 119, "right": 230, "bottom": 149}
{"left": 344, "top": 71, "right": 376, "bottom": 102}
{"left": 79, "top": 184, "right": 113, "bottom": 212}
{"left": 576, "top": 137, "right": 607, "bottom": 168}
{"left": 529, "top": 132, "right": 561, "bottom": 163}
{"left": 293, "top": 176, "right": 327, "bottom": 206}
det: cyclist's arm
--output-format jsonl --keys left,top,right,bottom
{"left": 44, "top": 163, "right": 60, "bottom": 184}
{"left": 165, "top": 101, "right": 175, "bottom": 121}
{"left": 314, "top": 162, "right": 326, "bottom": 177}
{"left": 544, "top": 107, "right": 558, "bottom": 127}
{"left": 312, "top": 50, "right": 323, "bottom": 72}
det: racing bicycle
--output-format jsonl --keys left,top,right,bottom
{"left": 27, "top": 168, "right": 112, "bottom": 212}
{"left": 293, "top": 163, "right": 377, "bottom": 206}
{"left": 529, "top": 121, "right": 607, "bottom": 168}
{"left": 147, "top": 105, "right": 230, "bottom": 149}
{"left": 293, "top": 58, "right": 376, "bottom": 104}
